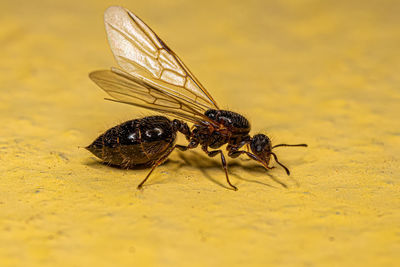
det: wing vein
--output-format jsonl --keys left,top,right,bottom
{"left": 106, "top": 22, "right": 157, "bottom": 60}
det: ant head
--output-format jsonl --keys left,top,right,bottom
{"left": 250, "top": 134, "right": 272, "bottom": 165}
{"left": 250, "top": 134, "right": 308, "bottom": 175}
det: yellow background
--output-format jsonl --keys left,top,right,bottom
{"left": 1, "top": 0, "right": 399, "bottom": 266}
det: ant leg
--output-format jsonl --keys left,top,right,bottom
{"left": 202, "top": 147, "right": 238, "bottom": 191}
{"left": 228, "top": 145, "right": 252, "bottom": 161}
{"left": 228, "top": 150, "right": 288, "bottom": 188}
{"left": 228, "top": 150, "right": 274, "bottom": 170}
{"left": 175, "top": 139, "right": 199, "bottom": 151}
{"left": 137, "top": 141, "right": 199, "bottom": 189}
{"left": 137, "top": 146, "right": 176, "bottom": 189}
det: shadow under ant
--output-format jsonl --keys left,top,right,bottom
{"left": 174, "top": 151, "right": 291, "bottom": 189}
{"left": 83, "top": 150, "right": 299, "bottom": 190}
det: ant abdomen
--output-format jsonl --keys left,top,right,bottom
{"left": 86, "top": 116, "right": 176, "bottom": 168}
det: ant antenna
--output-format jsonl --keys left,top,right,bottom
{"left": 270, "top": 152, "right": 290, "bottom": 175}
{"left": 272, "top": 143, "right": 308, "bottom": 149}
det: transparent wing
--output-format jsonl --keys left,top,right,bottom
{"left": 89, "top": 68, "right": 216, "bottom": 125}
{"left": 103, "top": 6, "right": 219, "bottom": 112}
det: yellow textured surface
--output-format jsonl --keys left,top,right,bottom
{"left": 1, "top": 0, "right": 399, "bottom": 266}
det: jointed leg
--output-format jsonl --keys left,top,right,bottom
{"left": 229, "top": 150, "right": 291, "bottom": 175}
{"left": 137, "top": 146, "right": 176, "bottom": 189}
{"left": 202, "top": 146, "right": 237, "bottom": 191}
{"left": 137, "top": 142, "right": 198, "bottom": 189}
{"left": 229, "top": 150, "right": 274, "bottom": 169}
{"left": 228, "top": 150, "right": 290, "bottom": 188}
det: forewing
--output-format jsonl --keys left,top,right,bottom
{"left": 89, "top": 68, "right": 214, "bottom": 124}
{"left": 103, "top": 6, "right": 219, "bottom": 112}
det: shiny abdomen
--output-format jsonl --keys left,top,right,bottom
{"left": 86, "top": 116, "right": 176, "bottom": 168}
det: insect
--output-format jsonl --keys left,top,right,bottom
{"left": 86, "top": 6, "right": 307, "bottom": 190}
